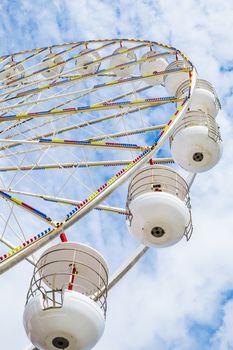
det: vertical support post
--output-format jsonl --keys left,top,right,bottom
{"left": 60, "top": 232, "right": 78, "bottom": 290}
{"left": 68, "top": 265, "right": 77, "bottom": 290}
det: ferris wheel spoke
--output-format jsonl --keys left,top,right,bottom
{"left": 0, "top": 91, "right": 47, "bottom": 141}
{"left": 0, "top": 78, "right": 80, "bottom": 115}
{"left": 0, "top": 145, "right": 52, "bottom": 159}
{"left": 0, "top": 82, "right": 147, "bottom": 138}
{"left": 0, "top": 157, "right": 174, "bottom": 172}
{"left": 0, "top": 191, "right": 54, "bottom": 225}
{"left": 0, "top": 97, "right": 183, "bottom": 122}
{"left": 0, "top": 158, "right": 174, "bottom": 174}
{"left": 104, "top": 84, "right": 152, "bottom": 102}
{"left": 0, "top": 55, "right": 11, "bottom": 64}
{"left": 0, "top": 138, "right": 147, "bottom": 152}
{"left": 82, "top": 123, "right": 166, "bottom": 141}
{"left": 0, "top": 92, "right": 42, "bottom": 126}
{"left": 0, "top": 160, "right": 132, "bottom": 172}
{"left": 0, "top": 187, "right": 129, "bottom": 216}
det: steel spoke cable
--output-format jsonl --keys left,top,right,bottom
{"left": 11, "top": 138, "right": 105, "bottom": 202}
{"left": 0, "top": 196, "right": 46, "bottom": 265}
{"left": 0, "top": 207, "right": 29, "bottom": 245}
{"left": 1, "top": 142, "right": 58, "bottom": 206}
{"left": 0, "top": 137, "right": 95, "bottom": 219}
{"left": 0, "top": 113, "right": 146, "bottom": 215}
{"left": 0, "top": 98, "right": 157, "bottom": 149}
{"left": 0, "top": 82, "right": 175, "bottom": 150}
{"left": 1, "top": 143, "right": 51, "bottom": 198}
{"left": 120, "top": 80, "right": 145, "bottom": 160}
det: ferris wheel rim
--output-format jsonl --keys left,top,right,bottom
{"left": 0, "top": 38, "right": 197, "bottom": 275}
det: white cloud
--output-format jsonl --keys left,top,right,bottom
{"left": 211, "top": 300, "right": 233, "bottom": 350}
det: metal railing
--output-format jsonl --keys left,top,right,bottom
{"left": 128, "top": 166, "right": 190, "bottom": 202}
{"left": 170, "top": 111, "right": 222, "bottom": 143}
{"left": 163, "top": 60, "right": 190, "bottom": 89}
{"left": 165, "top": 60, "right": 188, "bottom": 70}
{"left": 176, "top": 78, "right": 221, "bottom": 109}
{"left": 26, "top": 246, "right": 108, "bottom": 317}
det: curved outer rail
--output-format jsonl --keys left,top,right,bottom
{"left": 0, "top": 41, "right": 197, "bottom": 274}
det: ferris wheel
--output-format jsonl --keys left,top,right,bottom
{"left": 0, "top": 39, "right": 222, "bottom": 350}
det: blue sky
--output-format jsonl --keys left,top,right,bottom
{"left": 0, "top": 1, "right": 233, "bottom": 350}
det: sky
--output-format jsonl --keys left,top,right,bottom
{"left": 0, "top": 0, "right": 233, "bottom": 350}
